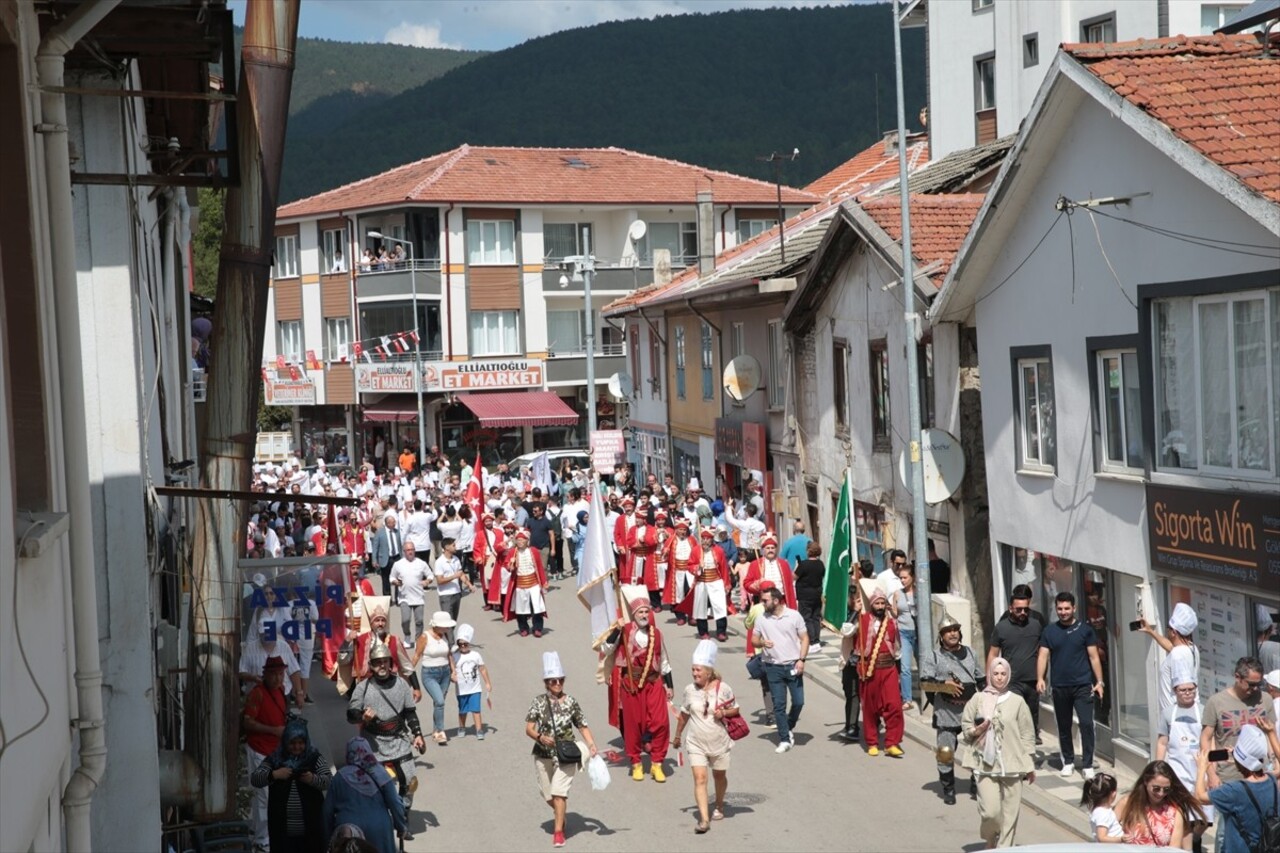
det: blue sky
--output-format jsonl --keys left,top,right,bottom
{"left": 230, "top": 0, "right": 859, "bottom": 51}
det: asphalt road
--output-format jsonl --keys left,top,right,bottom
{"left": 302, "top": 579, "right": 1071, "bottom": 851}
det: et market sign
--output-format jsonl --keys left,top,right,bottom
{"left": 422, "top": 359, "right": 543, "bottom": 391}
{"left": 1146, "top": 483, "right": 1278, "bottom": 591}
{"left": 355, "top": 364, "right": 416, "bottom": 393}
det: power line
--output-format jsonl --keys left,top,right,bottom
{"left": 1062, "top": 200, "right": 1280, "bottom": 258}
{"left": 969, "top": 211, "right": 1065, "bottom": 310}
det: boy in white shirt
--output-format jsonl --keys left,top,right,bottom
{"left": 452, "top": 624, "right": 491, "bottom": 739}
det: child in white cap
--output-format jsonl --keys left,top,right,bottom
{"left": 452, "top": 624, "right": 492, "bottom": 740}
{"left": 1139, "top": 601, "right": 1200, "bottom": 718}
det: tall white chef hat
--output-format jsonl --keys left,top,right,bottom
{"left": 692, "top": 639, "right": 718, "bottom": 668}
{"left": 454, "top": 623, "right": 475, "bottom": 646}
{"left": 542, "top": 651, "right": 565, "bottom": 680}
{"left": 1168, "top": 602, "right": 1198, "bottom": 636}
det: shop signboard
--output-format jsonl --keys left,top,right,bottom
{"left": 715, "top": 418, "right": 743, "bottom": 467}
{"left": 715, "top": 419, "right": 767, "bottom": 474}
{"left": 1146, "top": 483, "right": 1277, "bottom": 590}
{"left": 742, "top": 422, "right": 767, "bottom": 473}
{"left": 264, "top": 377, "right": 316, "bottom": 406}
{"left": 355, "top": 364, "right": 416, "bottom": 393}
{"left": 590, "top": 429, "right": 626, "bottom": 474}
{"left": 422, "top": 359, "right": 543, "bottom": 391}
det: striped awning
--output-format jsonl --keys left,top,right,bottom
{"left": 457, "top": 391, "right": 579, "bottom": 428}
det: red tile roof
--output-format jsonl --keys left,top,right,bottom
{"left": 804, "top": 134, "right": 928, "bottom": 198}
{"left": 278, "top": 144, "right": 819, "bottom": 219}
{"left": 859, "top": 194, "right": 986, "bottom": 286}
{"left": 1063, "top": 33, "right": 1280, "bottom": 204}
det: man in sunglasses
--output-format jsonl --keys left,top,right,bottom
{"left": 1200, "top": 656, "right": 1277, "bottom": 789}
{"left": 988, "top": 584, "right": 1046, "bottom": 743}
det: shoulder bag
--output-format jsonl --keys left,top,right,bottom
{"left": 550, "top": 698, "right": 582, "bottom": 766}
{"left": 716, "top": 682, "right": 750, "bottom": 741}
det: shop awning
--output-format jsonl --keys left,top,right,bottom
{"left": 457, "top": 391, "right": 579, "bottom": 428}
{"left": 361, "top": 400, "right": 420, "bottom": 423}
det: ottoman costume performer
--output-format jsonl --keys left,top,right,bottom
{"left": 613, "top": 497, "right": 637, "bottom": 570}
{"left": 480, "top": 513, "right": 509, "bottom": 611}
{"left": 848, "top": 585, "right": 904, "bottom": 756}
{"left": 920, "top": 613, "right": 983, "bottom": 804}
{"left": 662, "top": 519, "right": 699, "bottom": 623}
{"left": 602, "top": 598, "right": 674, "bottom": 782}
{"left": 503, "top": 529, "right": 549, "bottom": 637}
{"left": 652, "top": 509, "right": 671, "bottom": 608}
{"left": 676, "top": 527, "right": 732, "bottom": 641}
{"left": 344, "top": 601, "right": 420, "bottom": 699}
{"left": 741, "top": 532, "right": 797, "bottom": 609}
{"left": 346, "top": 639, "right": 426, "bottom": 822}
{"left": 624, "top": 511, "right": 661, "bottom": 608}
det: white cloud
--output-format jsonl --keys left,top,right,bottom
{"left": 383, "top": 21, "right": 462, "bottom": 50}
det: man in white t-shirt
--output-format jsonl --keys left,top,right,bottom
{"left": 433, "top": 538, "right": 468, "bottom": 624}
{"left": 389, "top": 540, "right": 432, "bottom": 640}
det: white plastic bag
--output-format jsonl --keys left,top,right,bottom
{"left": 586, "top": 754, "right": 611, "bottom": 791}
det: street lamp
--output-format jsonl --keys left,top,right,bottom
{"left": 368, "top": 231, "right": 427, "bottom": 462}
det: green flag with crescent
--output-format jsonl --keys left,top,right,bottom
{"left": 823, "top": 470, "right": 852, "bottom": 627}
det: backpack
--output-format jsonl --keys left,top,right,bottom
{"left": 1241, "top": 778, "right": 1280, "bottom": 853}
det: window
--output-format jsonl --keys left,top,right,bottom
{"left": 1154, "top": 289, "right": 1278, "bottom": 476}
{"left": 1023, "top": 33, "right": 1039, "bottom": 67}
{"left": 974, "top": 54, "right": 997, "bottom": 144}
{"left": 649, "top": 332, "right": 663, "bottom": 398}
{"left": 274, "top": 234, "right": 299, "bottom": 279}
{"left": 767, "top": 320, "right": 785, "bottom": 408}
{"left": 869, "top": 339, "right": 890, "bottom": 451}
{"left": 737, "top": 219, "right": 776, "bottom": 242}
{"left": 1090, "top": 343, "right": 1142, "bottom": 471}
{"left": 277, "top": 320, "right": 303, "bottom": 362}
{"left": 1013, "top": 347, "right": 1056, "bottom": 472}
{"left": 1081, "top": 13, "right": 1116, "bottom": 43}
{"left": 547, "top": 309, "right": 586, "bottom": 354}
{"left": 833, "top": 339, "right": 850, "bottom": 433}
{"left": 674, "top": 325, "right": 686, "bottom": 400}
{"left": 322, "top": 228, "right": 346, "bottom": 273}
{"left": 359, "top": 301, "right": 442, "bottom": 356}
{"left": 544, "top": 223, "right": 593, "bottom": 263}
{"left": 640, "top": 222, "right": 697, "bottom": 266}
{"left": 467, "top": 219, "right": 516, "bottom": 265}
{"left": 325, "top": 317, "right": 351, "bottom": 362}
{"left": 854, "top": 501, "right": 885, "bottom": 569}
{"left": 700, "top": 322, "right": 714, "bottom": 400}
{"left": 918, "top": 339, "right": 935, "bottom": 429}
{"left": 1201, "top": 4, "right": 1248, "bottom": 33}
{"left": 730, "top": 322, "right": 746, "bottom": 359}
{"left": 629, "top": 325, "right": 642, "bottom": 388}
{"left": 469, "top": 310, "right": 520, "bottom": 355}
{"left": 972, "top": 0, "right": 993, "bottom": 9}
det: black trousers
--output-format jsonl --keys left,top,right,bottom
{"left": 842, "top": 664, "right": 861, "bottom": 728}
{"left": 797, "top": 597, "right": 822, "bottom": 645}
{"left": 1010, "top": 680, "right": 1041, "bottom": 735}
{"left": 516, "top": 613, "right": 545, "bottom": 634}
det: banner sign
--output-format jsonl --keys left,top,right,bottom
{"left": 264, "top": 377, "right": 316, "bottom": 406}
{"left": 355, "top": 363, "right": 417, "bottom": 393}
{"left": 1146, "top": 483, "right": 1277, "bottom": 590}
{"left": 422, "top": 359, "right": 543, "bottom": 391}
{"left": 590, "top": 429, "right": 626, "bottom": 474}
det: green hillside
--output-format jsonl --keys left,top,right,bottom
{"left": 280, "top": 4, "right": 925, "bottom": 202}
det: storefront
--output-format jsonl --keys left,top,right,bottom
{"left": 630, "top": 426, "right": 670, "bottom": 480}
{"left": 714, "top": 417, "right": 770, "bottom": 515}
{"left": 671, "top": 434, "right": 703, "bottom": 489}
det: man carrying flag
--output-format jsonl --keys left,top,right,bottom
{"left": 576, "top": 480, "right": 617, "bottom": 644}
{"left": 823, "top": 470, "right": 854, "bottom": 630}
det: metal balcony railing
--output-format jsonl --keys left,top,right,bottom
{"left": 192, "top": 368, "right": 207, "bottom": 402}
{"left": 355, "top": 258, "right": 442, "bottom": 275}
{"left": 547, "top": 343, "right": 626, "bottom": 359}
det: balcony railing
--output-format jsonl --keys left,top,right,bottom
{"left": 355, "top": 258, "right": 442, "bottom": 275}
{"left": 547, "top": 343, "right": 625, "bottom": 359}
{"left": 192, "top": 368, "right": 207, "bottom": 403}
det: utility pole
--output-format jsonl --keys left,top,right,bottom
{"left": 582, "top": 227, "right": 598, "bottom": 435}
{"left": 893, "top": 0, "right": 933, "bottom": 657}
{"left": 757, "top": 149, "right": 798, "bottom": 263}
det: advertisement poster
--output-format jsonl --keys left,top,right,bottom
{"left": 1186, "top": 585, "right": 1248, "bottom": 696}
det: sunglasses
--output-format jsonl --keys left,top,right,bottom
{"left": 1011, "top": 606, "right": 1030, "bottom": 613}
{"left": 545, "top": 677, "right": 564, "bottom": 684}
{"left": 1148, "top": 784, "right": 1170, "bottom": 793}
{"left": 456, "top": 642, "right": 470, "bottom": 647}
{"left": 1241, "top": 679, "right": 1264, "bottom": 688}
{"left": 893, "top": 561, "right": 907, "bottom": 567}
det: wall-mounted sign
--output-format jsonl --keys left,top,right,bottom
{"left": 715, "top": 418, "right": 767, "bottom": 471}
{"left": 1146, "top": 483, "right": 1276, "bottom": 590}
{"left": 264, "top": 377, "right": 316, "bottom": 405}
{"left": 591, "top": 429, "right": 626, "bottom": 474}
{"left": 355, "top": 364, "right": 416, "bottom": 393}
{"left": 422, "top": 359, "right": 543, "bottom": 392}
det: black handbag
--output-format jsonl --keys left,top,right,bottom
{"left": 550, "top": 700, "right": 582, "bottom": 765}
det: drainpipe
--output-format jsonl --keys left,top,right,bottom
{"left": 36, "top": 2, "right": 124, "bottom": 850}
{"left": 443, "top": 202, "right": 455, "bottom": 358}
{"left": 345, "top": 211, "right": 359, "bottom": 465}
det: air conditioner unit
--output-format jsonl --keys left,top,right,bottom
{"left": 576, "top": 387, "right": 591, "bottom": 405}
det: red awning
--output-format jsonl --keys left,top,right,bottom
{"left": 361, "top": 400, "right": 419, "bottom": 423}
{"left": 457, "top": 391, "right": 579, "bottom": 428}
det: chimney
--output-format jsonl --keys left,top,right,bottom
{"left": 883, "top": 129, "right": 900, "bottom": 156}
{"left": 696, "top": 189, "right": 715, "bottom": 276}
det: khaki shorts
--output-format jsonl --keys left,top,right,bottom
{"left": 535, "top": 755, "right": 577, "bottom": 800}
{"left": 687, "top": 747, "right": 731, "bottom": 771}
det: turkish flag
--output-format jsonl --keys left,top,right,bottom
{"left": 288, "top": 364, "right": 301, "bottom": 381}
{"left": 275, "top": 354, "right": 286, "bottom": 369}
{"left": 466, "top": 452, "right": 486, "bottom": 564}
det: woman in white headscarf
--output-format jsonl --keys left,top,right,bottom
{"left": 959, "top": 656, "right": 1036, "bottom": 848}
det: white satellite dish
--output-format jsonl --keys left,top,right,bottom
{"left": 627, "top": 220, "right": 648, "bottom": 242}
{"left": 897, "top": 427, "right": 966, "bottom": 505}
{"left": 722, "top": 355, "right": 762, "bottom": 402}
{"left": 607, "top": 372, "right": 634, "bottom": 401}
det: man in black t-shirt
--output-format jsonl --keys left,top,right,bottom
{"left": 988, "top": 584, "right": 1046, "bottom": 743}
{"left": 1036, "top": 591, "right": 1104, "bottom": 779}
{"left": 524, "top": 502, "right": 559, "bottom": 580}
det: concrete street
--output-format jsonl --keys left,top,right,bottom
{"left": 302, "top": 579, "right": 1071, "bottom": 851}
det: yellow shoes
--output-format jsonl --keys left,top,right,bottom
{"left": 631, "top": 763, "right": 644, "bottom": 781}
{"left": 867, "top": 746, "right": 880, "bottom": 756}
{"left": 652, "top": 765, "right": 666, "bottom": 783}
{"left": 886, "top": 745, "right": 905, "bottom": 758}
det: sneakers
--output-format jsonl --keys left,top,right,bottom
{"left": 1082, "top": 767, "right": 1097, "bottom": 781}
{"left": 775, "top": 740, "right": 793, "bottom": 754}
{"left": 715, "top": 632, "right": 728, "bottom": 642}
{"left": 476, "top": 730, "right": 486, "bottom": 741}
{"left": 1060, "top": 762, "right": 1075, "bottom": 777}
{"left": 886, "top": 745, "right": 904, "bottom": 758}
{"left": 867, "top": 746, "right": 881, "bottom": 756}
{"left": 553, "top": 830, "right": 565, "bottom": 847}
{"left": 652, "top": 765, "right": 666, "bottom": 783}
{"left": 457, "top": 727, "right": 467, "bottom": 738}
{"left": 840, "top": 726, "right": 860, "bottom": 741}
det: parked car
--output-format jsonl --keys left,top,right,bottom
{"left": 507, "top": 449, "right": 614, "bottom": 488}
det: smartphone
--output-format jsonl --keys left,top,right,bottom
{"left": 974, "top": 716, "right": 987, "bottom": 725}
{"left": 1128, "top": 620, "right": 1144, "bottom": 632}
{"left": 1208, "top": 749, "right": 1229, "bottom": 762}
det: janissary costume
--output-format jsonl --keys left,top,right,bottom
{"left": 661, "top": 519, "right": 700, "bottom": 623}
{"left": 602, "top": 598, "right": 673, "bottom": 782}
{"left": 623, "top": 514, "right": 660, "bottom": 605}
{"left": 481, "top": 517, "right": 512, "bottom": 610}
{"left": 502, "top": 529, "right": 549, "bottom": 637}
{"left": 851, "top": 586, "right": 903, "bottom": 754}
{"left": 741, "top": 533, "right": 797, "bottom": 608}
{"left": 675, "top": 526, "right": 732, "bottom": 641}
{"left": 612, "top": 497, "right": 637, "bottom": 569}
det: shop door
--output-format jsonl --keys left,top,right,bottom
{"left": 1083, "top": 570, "right": 1114, "bottom": 760}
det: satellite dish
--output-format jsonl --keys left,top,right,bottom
{"left": 897, "top": 428, "right": 966, "bottom": 505}
{"left": 722, "top": 355, "right": 762, "bottom": 402}
{"left": 627, "top": 220, "right": 648, "bottom": 242}
{"left": 607, "top": 372, "right": 634, "bottom": 401}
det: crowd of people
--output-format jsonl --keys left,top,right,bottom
{"left": 235, "top": 448, "right": 1280, "bottom": 852}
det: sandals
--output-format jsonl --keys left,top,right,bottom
{"left": 711, "top": 808, "right": 724, "bottom": 821}
{"left": 694, "top": 820, "right": 710, "bottom": 834}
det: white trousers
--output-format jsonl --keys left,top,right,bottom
{"left": 244, "top": 744, "right": 268, "bottom": 846}
{"left": 515, "top": 584, "right": 546, "bottom": 615}
{"left": 694, "top": 579, "right": 728, "bottom": 620}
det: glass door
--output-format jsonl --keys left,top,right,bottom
{"left": 1083, "top": 568, "right": 1114, "bottom": 759}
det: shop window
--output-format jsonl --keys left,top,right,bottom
{"left": 854, "top": 501, "right": 885, "bottom": 569}
{"left": 1089, "top": 339, "right": 1143, "bottom": 472}
{"left": 869, "top": 338, "right": 890, "bottom": 451}
{"left": 467, "top": 219, "right": 516, "bottom": 266}
{"left": 674, "top": 325, "right": 686, "bottom": 400}
{"left": 1012, "top": 345, "right": 1056, "bottom": 473}
{"left": 833, "top": 338, "right": 850, "bottom": 433}
{"left": 700, "top": 322, "right": 715, "bottom": 401}
{"left": 469, "top": 310, "right": 520, "bottom": 356}
{"left": 767, "top": 320, "right": 785, "bottom": 408}
{"left": 1153, "top": 289, "right": 1278, "bottom": 477}
{"left": 1082, "top": 569, "right": 1112, "bottom": 729}
{"left": 1111, "top": 571, "right": 1150, "bottom": 745}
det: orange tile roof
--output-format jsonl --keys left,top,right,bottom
{"left": 278, "top": 144, "right": 819, "bottom": 219}
{"left": 859, "top": 194, "right": 986, "bottom": 287}
{"left": 804, "top": 134, "right": 928, "bottom": 198}
{"left": 1063, "top": 33, "right": 1280, "bottom": 204}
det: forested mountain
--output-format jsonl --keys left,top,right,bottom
{"left": 280, "top": 4, "right": 925, "bottom": 202}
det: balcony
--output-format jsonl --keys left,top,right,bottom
{"left": 356, "top": 260, "right": 442, "bottom": 298}
{"left": 545, "top": 346, "right": 627, "bottom": 384}
{"left": 541, "top": 263, "right": 675, "bottom": 293}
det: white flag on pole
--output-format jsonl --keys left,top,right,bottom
{"left": 532, "top": 451, "right": 553, "bottom": 493}
{"left": 576, "top": 479, "right": 617, "bottom": 641}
